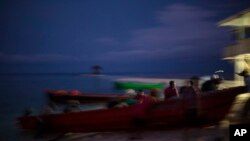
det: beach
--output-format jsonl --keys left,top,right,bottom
{"left": 16, "top": 125, "right": 229, "bottom": 141}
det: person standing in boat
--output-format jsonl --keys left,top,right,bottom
{"left": 178, "top": 76, "right": 202, "bottom": 126}
{"left": 179, "top": 80, "right": 193, "bottom": 95}
{"left": 130, "top": 89, "right": 157, "bottom": 140}
{"left": 164, "top": 81, "right": 179, "bottom": 100}
{"left": 190, "top": 76, "right": 201, "bottom": 93}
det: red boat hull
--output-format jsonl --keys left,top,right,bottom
{"left": 47, "top": 90, "right": 129, "bottom": 104}
{"left": 19, "top": 86, "right": 247, "bottom": 133}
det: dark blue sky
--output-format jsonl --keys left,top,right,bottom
{"left": 0, "top": 0, "right": 249, "bottom": 76}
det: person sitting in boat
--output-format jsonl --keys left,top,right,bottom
{"left": 135, "top": 89, "right": 160, "bottom": 105}
{"left": 105, "top": 89, "right": 135, "bottom": 108}
{"left": 134, "top": 89, "right": 148, "bottom": 103}
{"left": 164, "top": 81, "right": 179, "bottom": 100}
{"left": 201, "top": 75, "right": 222, "bottom": 92}
{"left": 149, "top": 88, "right": 160, "bottom": 102}
{"left": 124, "top": 89, "right": 137, "bottom": 106}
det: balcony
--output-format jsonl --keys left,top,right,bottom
{"left": 223, "top": 38, "right": 250, "bottom": 59}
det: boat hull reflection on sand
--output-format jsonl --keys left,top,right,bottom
{"left": 18, "top": 86, "right": 247, "bottom": 133}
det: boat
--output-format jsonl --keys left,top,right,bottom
{"left": 18, "top": 86, "right": 247, "bottom": 133}
{"left": 114, "top": 81, "right": 165, "bottom": 90}
{"left": 47, "top": 90, "right": 129, "bottom": 104}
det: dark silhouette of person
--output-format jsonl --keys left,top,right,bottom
{"left": 201, "top": 75, "right": 221, "bottom": 92}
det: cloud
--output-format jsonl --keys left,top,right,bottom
{"left": 95, "top": 37, "right": 119, "bottom": 45}
{"left": 95, "top": 50, "right": 156, "bottom": 62}
{"left": 156, "top": 3, "right": 213, "bottom": 24}
{"left": 128, "top": 4, "right": 222, "bottom": 48}
{"left": 0, "top": 52, "right": 82, "bottom": 63}
{"left": 97, "top": 3, "right": 227, "bottom": 62}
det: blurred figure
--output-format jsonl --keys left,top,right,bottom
{"left": 181, "top": 86, "right": 201, "bottom": 141}
{"left": 237, "top": 69, "right": 250, "bottom": 89}
{"left": 149, "top": 88, "right": 160, "bottom": 102}
{"left": 23, "top": 107, "right": 33, "bottom": 116}
{"left": 237, "top": 69, "right": 250, "bottom": 117}
{"left": 179, "top": 77, "right": 201, "bottom": 126}
{"left": 107, "top": 89, "right": 137, "bottom": 108}
{"left": 164, "top": 81, "right": 179, "bottom": 100}
{"left": 41, "top": 101, "right": 56, "bottom": 115}
{"left": 35, "top": 101, "right": 57, "bottom": 138}
{"left": 135, "top": 89, "right": 146, "bottom": 103}
{"left": 190, "top": 76, "right": 201, "bottom": 93}
{"left": 112, "top": 89, "right": 138, "bottom": 108}
{"left": 201, "top": 75, "right": 222, "bottom": 92}
{"left": 124, "top": 89, "right": 137, "bottom": 106}
{"left": 125, "top": 89, "right": 136, "bottom": 96}
{"left": 129, "top": 89, "right": 161, "bottom": 140}
{"left": 64, "top": 100, "right": 80, "bottom": 112}
{"left": 106, "top": 99, "right": 121, "bottom": 108}
{"left": 182, "top": 86, "right": 200, "bottom": 125}
{"left": 179, "top": 80, "right": 193, "bottom": 95}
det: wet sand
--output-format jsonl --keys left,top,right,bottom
{"left": 17, "top": 126, "right": 229, "bottom": 141}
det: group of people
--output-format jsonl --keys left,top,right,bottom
{"left": 163, "top": 75, "right": 223, "bottom": 100}
{"left": 107, "top": 74, "right": 223, "bottom": 109}
{"left": 163, "top": 75, "right": 223, "bottom": 124}
{"left": 107, "top": 88, "right": 160, "bottom": 108}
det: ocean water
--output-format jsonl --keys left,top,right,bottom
{"left": 0, "top": 74, "right": 129, "bottom": 140}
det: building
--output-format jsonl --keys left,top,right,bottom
{"left": 219, "top": 9, "right": 250, "bottom": 82}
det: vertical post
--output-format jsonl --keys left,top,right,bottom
{"left": 234, "top": 58, "right": 244, "bottom": 85}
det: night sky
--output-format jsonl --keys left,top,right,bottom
{"left": 0, "top": 0, "right": 250, "bottom": 77}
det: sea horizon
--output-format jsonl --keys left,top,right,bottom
{"left": 0, "top": 71, "right": 234, "bottom": 80}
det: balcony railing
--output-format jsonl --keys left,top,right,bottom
{"left": 223, "top": 38, "right": 250, "bottom": 58}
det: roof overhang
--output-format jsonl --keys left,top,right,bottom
{"left": 223, "top": 54, "right": 250, "bottom": 60}
{"left": 218, "top": 9, "right": 250, "bottom": 27}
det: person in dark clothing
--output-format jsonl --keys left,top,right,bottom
{"left": 179, "top": 80, "right": 193, "bottom": 94}
{"left": 201, "top": 75, "right": 221, "bottom": 92}
{"left": 182, "top": 85, "right": 201, "bottom": 125}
